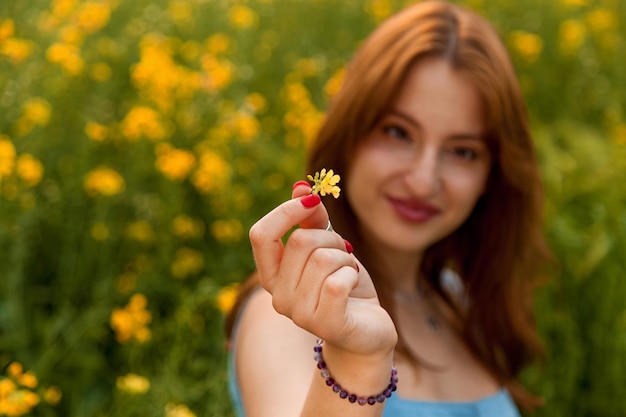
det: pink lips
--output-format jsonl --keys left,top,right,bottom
{"left": 388, "top": 197, "right": 440, "bottom": 222}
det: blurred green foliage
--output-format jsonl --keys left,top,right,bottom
{"left": 0, "top": 0, "right": 624, "bottom": 416}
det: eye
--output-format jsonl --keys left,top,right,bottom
{"left": 450, "top": 146, "right": 478, "bottom": 160}
{"left": 382, "top": 125, "right": 411, "bottom": 141}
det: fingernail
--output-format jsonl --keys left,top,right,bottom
{"left": 344, "top": 239, "right": 353, "bottom": 254}
{"left": 292, "top": 180, "right": 310, "bottom": 190}
{"left": 300, "top": 193, "right": 321, "bottom": 208}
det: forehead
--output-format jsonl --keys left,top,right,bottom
{"left": 391, "top": 57, "right": 485, "bottom": 136}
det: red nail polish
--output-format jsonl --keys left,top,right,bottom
{"left": 300, "top": 193, "right": 321, "bottom": 208}
{"left": 292, "top": 180, "right": 310, "bottom": 190}
{"left": 344, "top": 239, "right": 353, "bottom": 254}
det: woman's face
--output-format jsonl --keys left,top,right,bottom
{"left": 346, "top": 57, "right": 491, "bottom": 258}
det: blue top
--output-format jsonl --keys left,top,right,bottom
{"left": 227, "top": 352, "right": 521, "bottom": 417}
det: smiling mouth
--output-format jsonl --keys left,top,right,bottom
{"left": 388, "top": 197, "right": 440, "bottom": 222}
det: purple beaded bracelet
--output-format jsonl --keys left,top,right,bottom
{"left": 313, "top": 339, "right": 398, "bottom": 406}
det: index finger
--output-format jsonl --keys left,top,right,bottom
{"left": 249, "top": 194, "right": 329, "bottom": 281}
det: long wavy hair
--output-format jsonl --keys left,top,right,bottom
{"left": 228, "top": 0, "right": 551, "bottom": 411}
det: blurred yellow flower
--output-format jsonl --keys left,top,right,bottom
{"left": 52, "top": 0, "right": 79, "bottom": 20}
{"left": 365, "top": 0, "right": 392, "bottom": 22}
{"left": 110, "top": 294, "right": 152, "bottom": 343}
{"left": 233, "top": 112, "right": 260, "bottom": 143}
{"left": 18, "top": 372, "right": 38, "bottom": 390}
{"left": 0, "top": 362, "right": 40, "bottom": 416}
{"left": 215, "top": 283, "right": 240, "bottom": 315}
{"left": 201, "top": 55, "right": 235, "bottom": 92}
{"left": 84, "top": 166, "right": 125, "bottom": 197}
{"left": 308, "top": 168, "right": 341, "bottom": 198}
{"left": 245, "top": 92, "right": 267, "bottom": 113}
{"left": 16, "top": 154, "right": 44, "bottom": 187}
{"left": 155, "top": 143, "right": 196, "bottom": 181}
{"left": 46, "top": 42, "right": 84, "bottom": 75}
{"left": 7, "top": 363, "right": 23, "bottom": 378}
{"left": 171, "top": 215, "right": 205, "bottom": 239}
{"left": 191, "top": 150, "right": 230, "bottom": 194}
{"left": 0, "top": 38, "right": 35, "bottom": 64}
{"left": 206, "top": 33, "right": 231, "bottom": 55}
{"left": 586, "top": 8, "right": 616, "bottom": 33}
{"left": 0, "top": 137, "right": 16, "bottom": 179}
{"left": 76, "top": 1, "right": 112, "bottom": 33}
{"left": 116, "top": 373, "right": 150, "bottom": 394}
{"left": 509, "top": 30, "right": 543, "bottom": 64}
{"left": 85, "top": 121, "right": 109, "bottom": 142}
{"left": 0, "top": 19, "right": 15, "bottom": 41}
{"left": 90, "top": 62, "right": 112, "bottom": 81}
{"left": 168, "top": 0, "right": 193, "bottom": 25}
{"left": 165, "top": 403, "right": 197, "bottom": 417}
{"left": 132, "top": 34, "right": 202, "bottom": 113}
{"left": 91, "top": 223, "right": 110, "bottom": 241}
{"left": 228, "top": 5, "right": 258, "bottom": 29}
{"left": 324, "top": 67, "right": 345, "bottom": 98}
{"left": 613, "top": 123, "right": 626, "bottom": 145}
{"left": 559, "top": 19, "right": 586, "bottom": 55}
{"left": 43, "top": 386, "right": 62, "bottom": 405}
{"left": 211, "top": 219, "right": 244, "bottom": 243}
{"left": 121, "top": 106, "right": 168, "bottom": 142}
{"left": 126, "top": 220, "right": 156, "bottom": 243}
{"left": 22, "top": 98, "right": 52, "bottom": 127}
{"left": 171, "top": 247, "right": 204, "bottom": 279}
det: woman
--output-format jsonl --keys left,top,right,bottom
{"left": 226, "top": 1, "right": 551, "bottom": 416}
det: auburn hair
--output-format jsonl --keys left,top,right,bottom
{"left": 228, "top": 0, "right": 551, "bottom": 411}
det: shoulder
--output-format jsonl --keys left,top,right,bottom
{"left": 233, "top": 287, "right": 317, "bottom": 417}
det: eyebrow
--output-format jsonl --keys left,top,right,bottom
{"left": 387, "top": 108, "right": 486, "bottom": 142}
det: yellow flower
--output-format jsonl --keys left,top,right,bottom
{"left": 206, "top": 33, "right": 231, "bottom": 55}
{"left": 245, "top": 93, "right": 267, "bottom": 113}
{"left": 171, "top": 247, "right": 204, "bottom": 279}
{"left": 171, "top": 215, "right": 204, "bottom": 239}
{"left": 84, "top": 166, "right": 125, "bottom": 197}
{"left": 586, "top": 8, "right": 616, "bottom": 33}
{"left": 211, "top": 219, "right": 244, "bottom": 243}
{"left": 191, "top": 150, "right": 230, "bottom": 194}
{"left": 155, "top": 143, "right": 196, "bottom": 181}
{"left": 168, "top": 0, "right": 193, "bottom": 25}
{"left": 0, "top": 19, "right": 15, "bottom": 41}
{"left": 90, "top": 62, "right": 112, "bottom": 82}
{"left": 16, "top": 153, "right": 44, "bottom": 187}
{"left": 0, "top": 136, "right": 16, "bottom": 179}
{"left": 509, "top": 30, "right": 543, "bottom": 64}
{"left": 324, "top": 67, "right": 345, "bottom": 98}
{"left": 91, "top": 223, "right": 109, "bottom": 241}
{"left": 85, "top": 121, "right": 109, "bottom": 141}
{"left": 22, "top": 98, "right": 52, "bottom": 126}
{"left": 365, "top": 0, "right": 393, "bottom": 22}
{"left": 7, "top": 363, "right": 23, "bottom": 378}
{"left": 125, "top": 220, "right": 156, "bottom": 243}
{"left": 46, "top": 42, "right": 84, "bottom": 75}
{"left": 165, "top": 403, "right": 197, "bottom": 417}
{"left": 75, "top": 1, "right": 112, "bottom": 33}
{"left": 110, "top": 294, "right": 152, "bottom": 343}
{"left": 116, "top": 373, "right": 150, "bottom": 394}
{"left": 201, "top": 55, "right": 235, "bottom": 92}
{"left": 228, "top": 5, "right": 258, "bottom": 29}
{"left": 559, "top": 19, "right": 586, "bottom": 55}
{"left": 43, "top": 386, "right": 62, "bottom": 405}
{"left": 18, "top": 372, "right": 38, "bottom": 389}
{"left": 120, "top": 106, "right": 168, "bottom": 142}
{"left": 215, "top": 283, "right": 240, "bottom": 315}
{"left": 307, "top": 168, "right": 341, "bottom": 198}
{"left": 0, "top": 38, "right": 35, "bottom": 64}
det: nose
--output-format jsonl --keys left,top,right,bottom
{"left": 404, "top": 146, "right": 441, "bottom": 197}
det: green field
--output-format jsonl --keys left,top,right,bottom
{"left": 1, "top": 0, "right": 625, "bottom": 416}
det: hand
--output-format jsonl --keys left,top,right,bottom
{"left": 249, "top": 182, "right": 397, "bottom": 358}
